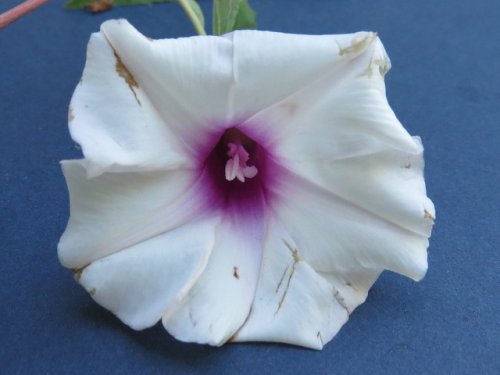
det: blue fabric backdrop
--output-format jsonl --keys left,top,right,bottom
{"left": 1, "top": 0, "right": 498, "bottom": 374}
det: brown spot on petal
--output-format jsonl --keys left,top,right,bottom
{"left": 275, "top": 265, "right": 290, "bottom": 293}
{"left": 73, "top": 269, "right": 82, "bottom": 281}
{"left": 233, "top": 266, "right": 240, "bottom": 280}
{"left": 113, "top": 50, "right": 141, "bottom": 106}
{"left": 378, "top": 60, "right": 390, "bottom": 76}
{"left": 334, "top": 290, "right": 350, "bottom": 315}
{"left": 338, "top": 33, "right": 377, "bottom": 56}
{"left": 89, "top": 288, "right": 96, "bottom": 296}
{"left": 284, "top": 102, "right": 299, "bottom": 116}
{"left": 317, "top": 331, "right": 324, "bottom": 346}
{"left": 274, "top": 266, "right": 295, "bottom": 315}
{"left": 424, "top": 209, "right": 435, "bottom": 222}
{"left": 72, "top": 265, "right": 88, "bottom": 281}
{"left": 362, "top": 55, "right": 391, "bottom": 78}
{"left": 274, "top": 240, "right": 301, "bottom": 316}
{"left": 114, "top": 52, "right": 137, "bottom": 88}
{"left": 189, "top": 309, "right": 197, "bottom": 327}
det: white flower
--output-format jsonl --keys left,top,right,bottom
{"left": 59, "top": 19, "right": 435, "bottom": 350}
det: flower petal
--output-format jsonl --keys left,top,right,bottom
{"left": 162, "top": 205, "right": 265, "bottom": 346}
{"left": 239, "top": 34, "right": 420, "bottom": 158}
{"left": 100, "top": 20, "right": 234, "bottom": 152}
{"left": 226, "top": 30, "right": 376, "bottom": 120}
{"left": 232, "top": 220, "right": 349, "bottom": 350}
{"left": 58, "top": 160, "right": 207, "bottom": 269}
{"left": 70, "top": 30, "right": 188, "bottom": 177}
{"left": 77, "top": 217, "right": 219, "bottom": 330}
{"left": 285, "top": 137, "right": 435, "bottom": 237}
{"left": 317, "top": 267, "right": 382, "bottom": 314}
{"left": 270, "top": 172, "right": 429, "bottom": 282}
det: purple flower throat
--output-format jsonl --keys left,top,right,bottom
{"left": 201, "top": 126, "right": 277, "bottom": 213}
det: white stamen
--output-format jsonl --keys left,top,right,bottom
{"left": 243, "top": 166, "right": 258, "bottom": 178}
{"left": 225, "top": 143, "right": 259, "bottom": 182}
{"left": 225, "top": 158, "right": 236, "bottom": 181}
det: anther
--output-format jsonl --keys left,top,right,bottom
{"left": 225, "top": 143, "right": 258, "bottom": 182}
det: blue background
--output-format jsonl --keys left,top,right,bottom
{"left": 1, "top": 0, "right": 498, "bottom": 374}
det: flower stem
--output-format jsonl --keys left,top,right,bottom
{"left": 177, "top": 0, "right": 206, "bottom": 36}
{"left": 0, "top": 0, "right": 48, "bottom": 29}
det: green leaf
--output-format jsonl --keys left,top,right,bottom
{"left": 64, "top": 0, "right": 91, "bottom": 9}
{"left": 232, "top": 0, "right": 256, "bottom": 31}
{"left": 213, "top": 0, "right": 256, "bottom": 35}
{"left": 213, "top": 0, "right": 241, "bottom": 35}
{"left": 65, "top": 0, "right": 174, "bottom": 10}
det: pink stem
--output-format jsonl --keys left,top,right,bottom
{"left": 0, "top": 0, "right": 48, "bottom": 29}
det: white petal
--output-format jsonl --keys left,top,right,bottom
{"left": 226, "top": 30, "right": 376, "bottom": 120}
{"left": 232, "top": 220, "right": 349, "bottom": 350}
{"left": 285, "top": 137, "right": 435, "bottom": 237}
{"left": 162, "top": 206, "right": 265, "bottom": 346}
{"left": 238, "top": 34, "right": 419, "bottom": 158}
{"left": 58, "top": 160, "right": 207, "bottom": 269}
{"left": 270, "top": 172, "right": 429, "bottom": 281}
{"left": 100, "top": 20, "right": 234, "bottom": 151}
{"left": 318, "top": 267, "right": 382, "bottom": 314}
{"left": 70, "top": 31, "right": 188, "bottom": 177}
{"left": 78, "top": 217, "right": 219, "bottom": 330}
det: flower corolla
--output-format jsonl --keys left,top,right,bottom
{"left": 59, "top": 20, "right": 435, "bottom": 349}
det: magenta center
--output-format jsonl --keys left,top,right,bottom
{"left": 202, "top": 127, "right": 269, "bottom": 210}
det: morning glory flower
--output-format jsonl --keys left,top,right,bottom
{"left": 59, "top": 19, "right": 435, "bottom": 350}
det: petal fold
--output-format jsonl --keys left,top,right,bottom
{"left": 69, "top": 30, "right": 188, "bottom": 176}
{"left": 162, "top": 204, "right": 265, "bottom": 346}
{"left": 78, "top": 217, "right": 219, "bottom": 330}
{"left": 100, "top": 20, "right": 234, "bottom": 153}
{"left": 232, "top": 220, "right": 349, "bottom": 350}
{"left": 58, "top": 160, "right": 206, "bottom": 269}
{"left": 270, "top": 172, "right": 429, "bottom": 282}
{"left": 226, "top": 30, "right": 375, "bottom": 120}
{"left": 285, "top": 137, "right": 435, "bottom": 237}
{"left": 239, "top": 33, "right": 419, "bottom": 159}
